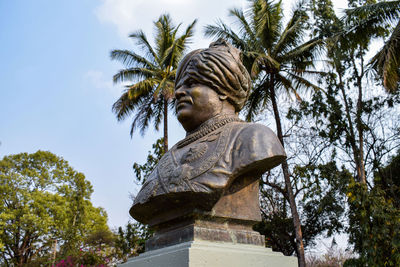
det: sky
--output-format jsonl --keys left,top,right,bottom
{"left": 0, "top": 0, "right": 348, "bottom": 252}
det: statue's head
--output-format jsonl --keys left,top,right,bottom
{"left": 175, "top": 39, "right": 251, "bottom": 132}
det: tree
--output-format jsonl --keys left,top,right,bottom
{"left": 0, "top": 150, "right": 110, "bottom": 266}
{"left": 109, "top": 139, "right": 164, "bottom": 263}
{"left": 343, "top": 0, "right": 400, "bottom": 92}
{"left": 114, "top": 221, "right": 152, "bottom": 263}
{"left": 344, "top": 150, "right": 400, "bottom": 266}
{"left": 311, "top": 0, "right": 376, "bottom": 185}
{"left": 205, "top": 1, "right": 323, "bottom": 265}
{"left": 132, "top": 137, "right": 165, "bottom": 185}
{"left": 111, "top": 14, "right": 196, "bottom": 152}
{"left": 294, "top": 0, "right": 400, "bottom": 263}
{"left": 310, "top": 0, "right": 400, "bottom": 183}
{"left": 254, "top": 107, "right": 348, "bottom": 256}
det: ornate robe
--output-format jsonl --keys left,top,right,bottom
{"left": 130, "top": 115, "right": 286, "bottom": 225}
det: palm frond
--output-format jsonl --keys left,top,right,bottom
{"left": 370, "top": 19, "right": 400, "bottom": 92}
{"left": 112, "top": 91, "right": 136, "bottom": 121}
{"left": 110, "top": 50, "right": 155, "bottom": 69}
{"left": 344, "top": 1, "right": 400, "bottom": 27}
{"left": 132, "top": 95, "right": 156, "bottom": 137}
{"left": 153, "top": 77, "right": 168, "bottom": 101}
{"left": 151, "top": 96, "right": 165, "bottom": 132}
{"left": 112, "top": 13, "right": 195, "bottom": 139}
{"left": 129, "top": 30, "right": 158, "bottom": 62}
{"left": 204, "top": 20, "right": 248, "bottom": 51}
{"left": 284, "top": 71, "right": 324, "bottom": 94}
{"left": 126, "top": 79, "right": 157, "bottom": 100}
{"left": 252, "top": 0, "right": 283, "bottom": 48}
{"left": 112, "top": 84, "right": 153, "bottom": 122}
{"left": 230, "top": 8, "right": 257, "bottom": 46}
{"left": 274, "top": 73, "right": 295, "bottom": 98}
{"left": 154, "top": 14, "right": 175, "bottom": 61}
{"left": 174, "top": 19, "right": 197, "bottom": 62}
{"left": 112, "top": 67, "right": 158, "bottom": 84}
{"left": 248, "top": 52, "right": 280, "bottom": 76}
{"left": 243, "top": 79, "right": 269, "bottom": 121}
{"left": 279, "top": 37, "right": 323, "bottom": 63}
{"left": 272, "top": 0, "right": 309, "bottom": 57}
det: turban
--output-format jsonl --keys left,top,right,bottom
{"left": 175, "top": 39, "right": 251, "bottom": 112}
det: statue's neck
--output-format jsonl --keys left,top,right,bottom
{"left": 176, "top": 114, "right": 242, "bottom": 148}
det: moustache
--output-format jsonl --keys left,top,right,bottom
{"left": 176, "top": 97, "right": 193, "bottom": 109}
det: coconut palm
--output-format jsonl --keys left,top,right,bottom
{"left": 344, "top": 0, "right": 400, "bottom": 92}
{"left": 111, "top": 14, "right": 196, "bottom": 152}
{"left": 205, "top": 0, "right": 323, "bottom": 266}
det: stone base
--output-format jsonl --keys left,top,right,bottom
{"left": 146, "top": 217, "right": 264, "bottom": 251}
{"left": 119, "top": 240, "right": 298, "bottom": 267}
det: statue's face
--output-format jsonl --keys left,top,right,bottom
{"left": 175, "top": 77, "right": 223, "bottom": 132}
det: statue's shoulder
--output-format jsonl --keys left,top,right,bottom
{"left": 229, "top": 121, "right": 286, "bottom": 174}
{"left": 233, "top": 121, "right": 274, "bottom": 133}
{"left": 231, "top": 121, "right": 282, "bottom": 146}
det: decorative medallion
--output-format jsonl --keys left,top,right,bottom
{"left": 181, "top": 143, "right": 208, "bottom": 164}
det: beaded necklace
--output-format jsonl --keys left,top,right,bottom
{"left": 176, "top": 114, "right": 242, "bottom": 148}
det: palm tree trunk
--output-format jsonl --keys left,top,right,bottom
{"left": 269, "top": 82, "right": 306, "bottom": 267}
{"left": 163, "top": 98, "right": 168, "bottom": 152}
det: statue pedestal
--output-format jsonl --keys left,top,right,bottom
{"left": 119, "top": 240, "right": 297, "bottom": 267}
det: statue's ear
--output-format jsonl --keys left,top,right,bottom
{"left": 219, "top": 95, "right": 228, "bottom": 100}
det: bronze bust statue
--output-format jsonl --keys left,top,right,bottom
{"left": 130, "top": 39, "right": 286, "bottom": 250}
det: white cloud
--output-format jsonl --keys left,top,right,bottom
{"left": 95, "top": 0, "right": 350, "bottom": 48}
{"left": 95, "top": 0, "right": 144, "bottom": 38}
{"left": 94, "top": 0, "right": 245, "bottom": 49}
{"left": 83, "top": 70, "right": 120, "bottom": 96}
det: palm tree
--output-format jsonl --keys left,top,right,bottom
{"left": 111, "top": 14, "right": 196, "bottom": 152}
{"left": 205, "top": 1, "right": 323, "bottom": 266}
{"left": 343, "top": 0, "right": 400, "bottom": 92}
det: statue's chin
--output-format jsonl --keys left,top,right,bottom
{"left": 176, "top": 108, "right": 190, "bottom": 120}
{"left": 177, "top": 112, "right": 199, "bottom": 132}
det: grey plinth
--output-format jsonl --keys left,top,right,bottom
{"left": 119, "top": 240, "right": 298, "bottom": 267}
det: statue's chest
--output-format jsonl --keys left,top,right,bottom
{"left": 134, "top": 125, "right": 236, "bottom": 205}
{"left": 155, "top": 126, "right": 232, "bottom": 191}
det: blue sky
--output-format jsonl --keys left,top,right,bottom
{"left": 0, "top": 0, "right": 347, "bottom": 244}
{"left": 0, "top": 0, "right": 250, "bottom": 229}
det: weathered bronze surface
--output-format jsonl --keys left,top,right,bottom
{"left": 130, "top": 39, "right": 286, "bottom": 250}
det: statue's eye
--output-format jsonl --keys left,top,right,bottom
{"left": 185, "top": 78, "right": 196, "bottom": 87}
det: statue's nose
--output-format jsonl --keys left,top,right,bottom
{"left": 175, "top": 86, "right": 187, "bottom": 99}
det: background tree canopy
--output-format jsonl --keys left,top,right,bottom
{"left": 0, "top": 150, "right": 111, "bottom": 266}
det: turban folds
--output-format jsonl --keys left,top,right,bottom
{"left": 175, "top": 39, "right": 251, "bottom": 112}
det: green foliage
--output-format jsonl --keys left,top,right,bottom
{"left": 85, "top": 227, "right": 115, "bottom": 250}
{"left": 114, "top": 221, "right": 152, "bottom": 262}
{"left": 343, "top": 0, "right": 400, "bottom": 92}
{"left": 254, "top": 210, "right": 295, "bottom": 255}
{"left": 52, "top": 249, "right": 109, "bottom": 267}
{"left": 255, "top": 162, "right": 349, "bottom": 255}
{"left": 0, "top": 150, "right": 110, "bottom": 266}
{"left": 296, "top": 162, "right": 349, "bottom": 238}
{"left": 205, "top": 0, "right": 324, "bottom": 122}
{"left": 375, "top": 150, "right": 400, "bottom": 203}
{"left": 294, "top": 1, "right": 400, "bottom": 262}
{"left": 133, "top": 137, "right": 164, "bottom": 184}
{"left": 206, "top": 3, "right": 325, "bottom": 264}
{"left": 345, "top": 151, "right": 400, "bottom": 266}
{"left": 288, "top": 42, "right": 400, "bottom": 263}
